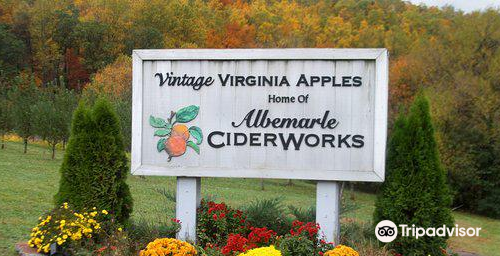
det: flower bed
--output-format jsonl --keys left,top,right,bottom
{"left": 27, "top": 200, "right": 360, "bottom": 256}
{"left": 28, "top": 203, "right": 108, "bottom": 254}
{"left": 192, "top": 200, "right": 357, "bottom": 256}
{"left": 138, "top": 238, "right": 359, "bottom": 256}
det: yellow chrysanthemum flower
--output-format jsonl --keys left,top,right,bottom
{"left": 139, "top": 238, "right": 197, "bottom": 256}
{"left": 324, "top": 245, "right": 359, "bottom": 256}
{"left": 28, "top": 204, "right": 105, "bottom": 254}
{"left": 237, "top": 245, "right": 282, "bottom": 256}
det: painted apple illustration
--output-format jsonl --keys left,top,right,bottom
{"left": 171, "top": 124, "right": 190, "bottom": 140}
{"left": 165, "top": 135, "right": 187, "bottom": 157}
{"left": 150, "top": 105, "right": 203, "bottom": 161}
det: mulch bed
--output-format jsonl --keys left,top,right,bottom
{"left": 15, "top": 243, "right": 44, "bottom": 256}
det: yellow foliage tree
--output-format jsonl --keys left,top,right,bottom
{"left": 84, "top": 54, "right": 131, "bottom": 99}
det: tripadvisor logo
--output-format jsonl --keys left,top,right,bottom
{"left": 375, "top": 220, "right": 398, "bottom": 242}
{"left": 375, "top": 220, "right": 482, "bottom": 243}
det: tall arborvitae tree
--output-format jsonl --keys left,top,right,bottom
{"left": 374, "top": 94, "right": 453, "bottom": 255}
{"left": 55, "top": 98, "right": 132, "bottom": 224}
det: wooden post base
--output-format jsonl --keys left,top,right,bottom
{"left": 176, "top": 177, "right": 201, "bottom": 242}
{"left": 316, "top": 181, "right": 341, "bottom": 244}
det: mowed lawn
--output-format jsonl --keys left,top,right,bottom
{"left": 1, "top": 141, "right": 499, "bottom": 256}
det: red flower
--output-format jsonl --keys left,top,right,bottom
{"left": 208, "top": 202, "right": 228, "bottom": 214}
{"left": 221, "top": 234, "right": 249, "bottom": 255}
{"left": 248, "top": 227, "right": 276, "bottom": 245}
{"left": 290, "top": 221, "right": 320, "bottom": 239}
{"left": 292, "top": 220, "right": 304, "bottom": 227}
{"left": 96, "top": 246, "right": 107, "bottom": 253}
{"left": 213, "top": 214, "right": 218, "bottom": 220}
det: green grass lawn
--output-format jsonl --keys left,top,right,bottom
{"left": 1, "top": 141, "right": 499, "bottom": 255}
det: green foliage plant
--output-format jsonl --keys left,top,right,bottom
{"left": 0, "top": 24, "right": 26, "bottom": 76}
{"left": 374, "top": 94, "right": 454, "bottom": 255}
{"left": 55, "top": 98, "right": 133, "bottom": 224}
{"left": 196, "top": 200, "right": 247, "bottom": 248}
{"left": 9, "top": 74, "right": 39, "bottom": 153}
{"left": 0, "top": 85, "right": 13, "bottom": 149}
{"left": 32, "top": 83, "right": 77, "bottom": 159}
{"left": 244, "top": 198, "right": 293, "bottom": 235}
{"left": 276, "top": 235, "right": 315, "bottom": 256}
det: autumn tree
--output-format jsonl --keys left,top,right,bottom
{"left": 206, "top": 1, "right": 256, "bottom": 48}
{"left": 52, "top": 5, "right": 85, "bottom": 88}
{"left": 418, "top": 9, "right": 500, "bottom": 218}
{"left": 124, "top": 26, "right": 164, "bottom": 53}
{"left": 316, "top": 16, "right": 355, "bottom": 48}
{"left": 65, "top": 48, "right": 89, "bottom": 90}
{"left": 28, "top": 0, "right": 65, "bottom": 84}
{"left": 9, "top": 2, "right": 33, "bottom": 71}
{"left": 74, "top": 21, "right": 116, "bottom": 73}
{"left": 83, "top": 55, "right": 132, "bottom": 149}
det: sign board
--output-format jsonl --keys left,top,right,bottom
{"left": 131, "top": 49, "right": 388, "bottom": 182}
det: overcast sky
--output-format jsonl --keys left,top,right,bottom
{"left": 408, "top": 0, "right": 500, "bottom": 12}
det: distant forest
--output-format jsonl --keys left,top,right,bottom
{"left": 1, "top": 0, "right": 499, "bottom": 218}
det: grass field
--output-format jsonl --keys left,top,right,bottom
{"left": 1, "top": 141, "right": 499, "bottom": 255}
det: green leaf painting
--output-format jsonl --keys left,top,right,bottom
{"left": 149, "top": 115, "right": 168, "bottom": 128}
{"left": 189, "top": 126, "right": 203, "bottom": 145}
{"left": 157, "top": 138, "right": 166, "bottom": 152}
{"left": 187, "top": 141, "right": 200, "bottom": 154}
{"left": 154, "top": 128, "right": 171, "bottom": 137}
{"left": 150, "top": 106, "right": 202, "bottom": 161}
{"left": 176, "top": 105, "right": 199, "bottom": 123}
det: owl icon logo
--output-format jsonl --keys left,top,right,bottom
{"left": 375, "top": 220, "right": 398, "bottom": 243}
{"left": 378, "top": 226, "right": 396, "bottom": 237}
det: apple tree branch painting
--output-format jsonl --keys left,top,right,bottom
{"left": 149, "top": 105, "right": 202, "bottom": 161}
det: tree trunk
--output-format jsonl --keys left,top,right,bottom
{"left": 260, "top": 178, "right": 265, "bottom": 191}
{"left": 23, "top": 138, "right": 28, "bottom": 153}
{"left": 1, "top": 134, "right": 4, "bottom": 149}
{"left": 287, "top": 179, "right": 293, "bottom": 186}
{"left": 62, "top": 139, "right": 66, "bottom": 150}
{"left": 51, "top": 144, "right": 56, "bottom": 159}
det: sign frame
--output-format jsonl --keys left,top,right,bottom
{"left": 131, "top": 48, "right": 389, "bottom": 182}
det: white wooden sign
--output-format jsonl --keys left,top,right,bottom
{"left": 132, "top": 49, "right": 388, "bottom": 181}
{"left": 131, "top": 49, "right": 388, "bottom": 243}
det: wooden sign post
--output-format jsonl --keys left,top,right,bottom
{"left": 132, "top": 49, "right": 388, "bottom": 243}
{"left": 316, "top": 181, "right": 341, "bottom": 243}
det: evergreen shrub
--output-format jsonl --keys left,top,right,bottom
{"left": 374, "top": 94, "right": 453, "bottom": 255}
{"left": 55, "top": 98, "right": 133, "bottom": 224}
